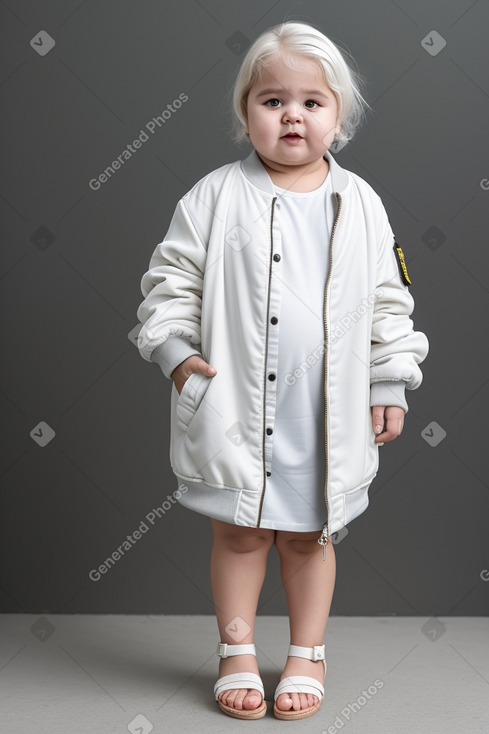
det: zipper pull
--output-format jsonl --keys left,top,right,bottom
{"left": 317, "top": 525, "right": 329, "bottom": 561}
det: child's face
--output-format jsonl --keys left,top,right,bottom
{"left": 245, "top": 54, "right": 340, "bottom": 172}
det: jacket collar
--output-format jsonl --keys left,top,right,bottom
{"left": 240, "top": 147, "right": 349, "bottom": 195}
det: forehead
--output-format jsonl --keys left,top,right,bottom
{"left": 253, "top": 54, "right": 329, "bottom": 90}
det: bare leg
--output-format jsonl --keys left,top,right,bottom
{"left": 210, "top": 518, "right": 275, "bottom": 711}
{"left": 274, "top": 530, "right": 336, "bottom": 712}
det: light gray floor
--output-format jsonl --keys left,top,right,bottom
{"left": 1, "top": 615, "right": 488, "bottom": 733}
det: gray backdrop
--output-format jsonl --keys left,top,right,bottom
{"left": 2, "top": 0, "right": 488, "bottom": 618}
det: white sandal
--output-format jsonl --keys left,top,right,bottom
{"left": 273, "top": 644, "right": 326, "bottom": 720}
{"left": 214, "top": 642, "right": 267, "bottom": 719}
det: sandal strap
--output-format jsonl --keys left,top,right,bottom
{"left": 274, "top": 675, "right": 324, "bottom": 701}
{"left": 214, "top": 672, "right": 265, "bottom": 699}
{"left": 216, "top": 642, "right": 256, "bottom": 658}
{"left": 288, "top": 644, "right": 325, "bottom": 662}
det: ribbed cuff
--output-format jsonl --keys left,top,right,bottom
{"left": 370, "top": 380, "right": 408, "bottom": 413}
{"left": 150, "top": 336, "right": 202, "bottom": 379}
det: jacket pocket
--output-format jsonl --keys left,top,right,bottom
{"left": 176, "top": 372, "right": 211, "bottom": 430}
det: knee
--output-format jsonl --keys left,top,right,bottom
{"left": 229, "top": 531, "right": 275, "bottom": 554}
{"left": 275, "top": 532, "right": 320, "bottom": 556}
{"left": 213, "top": 522, "right": 275, "bottom": 554}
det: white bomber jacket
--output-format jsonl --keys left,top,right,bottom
{"left": 136, "top": 148, "right": 429, "bottom": 550}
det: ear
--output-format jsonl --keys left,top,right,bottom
{"left": 333, "top": 111, "right": 342, "bottom": 133}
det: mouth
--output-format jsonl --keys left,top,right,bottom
{"left": 282, "top": 132, "right": 303, "bottom": 139}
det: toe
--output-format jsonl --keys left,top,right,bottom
{"left": 276, "top": 691, "right": 319, "bottom": 711}
{"left": 276, "top": 692, "right": 293, "bottom": 710}
{"left": 291, "top": 693, "right": 302, "bottom": 711}
{"left": 242, "top": 689, "right": 263, "bottom": 709}
{"left": 231, "top": 689, "right": 246, "bottom": 710}
{"left": 300, "top": 692, "right": 318, "bottom": 709}
{"left": 220, "top": 689, "right": 238, "bottom": 708}
{"left": 220, "top": 688, "right": 262, "bottom": 711}
{"left": 302, "top": 693, "right": 318, "bottom": 709}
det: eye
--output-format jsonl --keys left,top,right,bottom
{"left": 304, "top": 99, "right": 320, "bottom": 109}
{"left": 265, "top": 98, "right": 281, "bottom": 107}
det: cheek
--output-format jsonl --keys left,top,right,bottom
{"left": 249, "top": 111, "right": 272, "bottom": 137}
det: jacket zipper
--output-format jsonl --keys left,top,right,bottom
{"left": 257, "top": 195, "right": 278, "bottom": 527}
{"left": 318, "top": 191, "right": 343, "bottom": 560}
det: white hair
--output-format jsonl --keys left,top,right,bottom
{"left": 232, "top": 21, "right": 372, "bottom": 148}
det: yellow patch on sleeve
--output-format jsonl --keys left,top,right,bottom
{"left": 393, "top": 241, "right": 412, "bottom": 286}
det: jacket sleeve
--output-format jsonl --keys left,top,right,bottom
{"left": 136, "top": 197, "right": 207, "bottom": 366}
{"left": 370, "top": 196, "right": 429, "bottom": 392}
{"left": 370, "top": 379, "right": 408, "bottom": 413}
{"left": 150, "top": 335, "right": 202, "bottom": 380}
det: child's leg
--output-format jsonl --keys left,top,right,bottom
{"left": 274, "top": 530, "right": 336, "bottom": 712}
{"left": 210, "top": 518, "right": 275, "bottom": 711}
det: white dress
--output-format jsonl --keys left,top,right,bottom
{"left": 259, "top": 171, "right": 335, "bottom": 532}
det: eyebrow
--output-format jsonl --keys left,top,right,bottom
{"left": 255, "top": 88, "right": 330, "bottom": 99}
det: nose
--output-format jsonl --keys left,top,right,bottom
{"left": 282, "top": 100, "right": 303, "bottom": 124}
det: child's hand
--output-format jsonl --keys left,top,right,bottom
{"left": 171, "top": 355, "right": 217, "bottom": 395}
{"left": 371, "top": 405, "right": 405, "bottom": 445}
